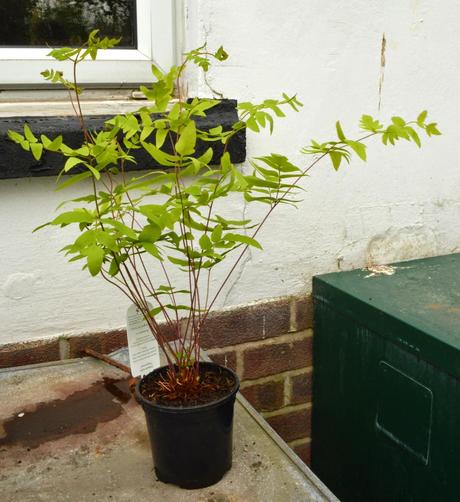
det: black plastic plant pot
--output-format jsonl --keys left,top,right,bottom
{"left": 135, "top": 362, "right": 240, "bottom": 489}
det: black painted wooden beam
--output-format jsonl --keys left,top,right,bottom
{"left": 0, "top": 99, "right": 246, "bottom": 180}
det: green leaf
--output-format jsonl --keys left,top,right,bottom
{"left": 346, "top": 140, "right": 367, "bottom": 161}
{"left": 74, "top": 145, "right": 90, "bottom": 156}
{"left": 24, "top": 124, "right": 37, "bottom": 143}
{"left": 197, "top": 147, "right": 213, "bottom": 166}
{"left": 245, "top": 176, "right": 280, "bottom": 189}
{"left": 189, "top": 99, "right": 219, "bottom": 117}
{"left": 214, "top": 46, "right": 229, "bottom": 61}
{"left": 55, "top": 171, "right": 92, "bottom": 191}
{"left": 139, "top": 224, "right": 161, "bottom": 242}
{"left": 391, "top": 116, "right": 406, "bottom": 127}
{"left": 157, "top": 285, "right": 173, "bottom": 292}
{"left": 151, "top": 64, "right": 164, "bottom": 80}
{"left": 86, "top": 163, "right": 101, "bottom": 180}
{"left": 140, "top": 126, "right": 154, "bottom": 142}
{"left": 51, "top": 210, "right": 94, "bottom": 226}
{"left": 425, "top": 122, "right": 441, "bottom": 136}
{"left": 255, "top": 154, "right": 301, "bottom": 173}
{"left": 417, "top": 110, "right": 428, "bottom": 126}
{"left": 142, "top": 141, "right": 177, "bottom": 166}
{"left": 246, "top": 117, "right": 260, "bottom": 132}
{"left": 141, "top": 242, "right": 162, "bottom": 259}
{"left": 255, "top": 111, "right": 266, "bottom": 128}
{"left": 41, "top": 134, "right": 62, "bottom": 152}
{"left": 199, "top": 234, "right": 212, "bottom": 251}
{"left": 209, "top": 125, "right": 223, "bottom": 135}
{"left": 122, "top": 114, "right": 139, "bottom": 140}
{"left": 329, "top": 151, "right": 342, "bottom": 170}
{"left": 7, "top": 130, "right": 23, "bottom": 143}
{"left": 282, "top": 92, "right": 303, "bottom": 112}
{"left": 40, "top": 134, "right": 51, "bottom": 148}
{"left": 211, "top": 224, "right": 223, "bottom": 242}
{"left": 108, "top": 258, "right": 120, "bottom": 276}
{"left": 156, "top": 128, "right": 168, "bottom": 148}
{"left": 139, "top": 204, "right": 166, "bottom": 220}
{"left": 360, "top": 114, "right": 383, "bottom": 132}
{"left": 214, "top": 216, "right": 252, "bottom": 227}
{"left": 336, "top": 121, "right": 346, "bottom": 141}
{"left": 167, "top": 255, "right": 190, "bottom": 267}
{"left": 74, "top": 230, "right": 96, "bottom": 248}
{"left": 40, "top": 68, "right": 81, "bottom": 93}
{"left": 30, "top": 142, "right": 43, "bottom": 161}
{"left": 64, "top": 157, "right": 85, "bottom": 172}
{"left": 225, "top": 233, "right": 262, "bottom": 249}
{"left": 95, "top": 230, "right": 117, "bottom": 251}
{"left": 101, "top": 219, "right": 138, "bottom": 240}
{"left": 84, "top": 245, "right": 104, "bottom": 276}
{"left": 56, "top": 194, "right": 95, "bottom": 209}
{"left": 220, "top": 151, "right": 232, "bottom": 174}
{"left": 406, "top": 126, "right": 421, "bottom": 147}
{"left": 47, "top": 47, "right": 79, "bottom": 61}
{"left": 175, "top": 120, "right": 197, "bottom": 156}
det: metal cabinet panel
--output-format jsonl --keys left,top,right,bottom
{"left": 312, "top": 254, "right": 460, "bottom": 502}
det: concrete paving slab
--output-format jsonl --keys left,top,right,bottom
{"left": 0, "top": 358, "right": 336, "bottom": 501}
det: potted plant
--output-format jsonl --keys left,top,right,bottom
{"left": 7, "top": 31, "right": 440, "bottom": 489}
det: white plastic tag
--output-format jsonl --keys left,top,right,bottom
{"left": 126, "top": 303, "right": 160, "bottom": 377}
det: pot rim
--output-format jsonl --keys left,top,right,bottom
{"left": 135, "top": 361, "right": 240, "bottom": 414}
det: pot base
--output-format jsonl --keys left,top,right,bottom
{"left": 154, "top": 464, "right": 231, "bottom": 490}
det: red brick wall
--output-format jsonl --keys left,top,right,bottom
{"left": 206, "top": 296, "right": 313, "bottom": 466}
{"left": 0, "top": 295, "right": 313, "bottom": 465}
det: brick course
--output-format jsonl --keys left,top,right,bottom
{"left": 243, "top": 335, "right": 312, "bottom": 380}
{"left": 294, "top": 296, "right": 314, "bottom": 331}
{"left": 67, "top": 329, "right": 127, "bottom": 359}
{"left": 290, "top": 371, "right": 313, "bottom": 405}
{"left": 265, "top": 407, "right": 312, "bottom": 442}
{"left": 0, "top": 338, "right": 60, "bottom": 369}
{"left": 200, "top": 298, "right": 291, "bottom": 349}
{"left": 207, "top": 350, "right": 237, "bottom": 372}
{"left": 240, "top": 379, "right": 285, "bottom": 412}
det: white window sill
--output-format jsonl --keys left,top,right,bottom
{"left": 0, "top": 99, "right": 147, "bottom": 118}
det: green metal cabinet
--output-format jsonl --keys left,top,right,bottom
{"left": 311, "top": 253, "right": 460, "bottom": 502}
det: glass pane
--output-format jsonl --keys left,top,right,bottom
{"left": 0, "top": 0, "right": 137, "bottom": 48}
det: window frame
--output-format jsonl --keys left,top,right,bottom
{"left": 0, "top": 0, "right": 176, "bottom": 88}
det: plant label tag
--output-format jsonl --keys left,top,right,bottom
{"left": 127, "top": 303, "right": 160, "bottom": 377}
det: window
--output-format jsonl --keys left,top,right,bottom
{"left": 0, "top": 0, "right": 176, "bottom": 88}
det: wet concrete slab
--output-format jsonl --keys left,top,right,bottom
{"left": 0, "top": 358, "right": 336, "bottom": 501}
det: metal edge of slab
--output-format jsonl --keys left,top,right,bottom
{"left": 204, "top": 351, "right": 338, "bottom": 501}
{"left": 0, "top": 357, "right": 87, "bottom": 374}
{"left": 235, "top": 392, "right": 339, "bottom": 502}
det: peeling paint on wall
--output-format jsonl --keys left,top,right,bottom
{"left": 2, "top": 272, "right": 42, "bottom": 300}
{"left": 367, "top": 226, "right": 438, "bottom": 265}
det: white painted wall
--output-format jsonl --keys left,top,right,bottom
{"left": 1, "top": 0, "right": 459, "bottom": 345}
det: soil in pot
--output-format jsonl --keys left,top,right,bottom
{"left": 136, "top": 362, "right": 239, "bottom": 489}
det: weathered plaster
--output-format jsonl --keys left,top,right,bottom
{"left": 367, "top": 225, "right": 438, "bottom": 265}
{"left": 2, "top": 271, "right": 42, "bottom": 300}
{"left": 1, "top": 0, "right": 459, "bottom": 344}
